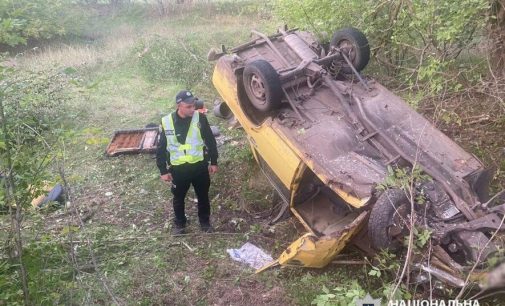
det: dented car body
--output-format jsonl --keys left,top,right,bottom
{"left": 210, "top": 27, "right": 505, "bottom": 290}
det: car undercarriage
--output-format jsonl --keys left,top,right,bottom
{"left": 210, "top": 27, "right": 505, "bottom": 293}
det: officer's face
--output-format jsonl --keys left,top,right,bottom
{"left": 177, "top": 102, "right": 195, "bottom": 118}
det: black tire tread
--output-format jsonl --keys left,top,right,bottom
{"left": 368, "top": 188, "right": 409, "bottom": 250}
{"left": 243, "top": 60, "right": 283, "bottom": 112}
{"left": 330, "top": 27, "right": 370, "bottom": 73}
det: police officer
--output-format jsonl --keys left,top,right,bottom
{"left": 156, "top": 90, "right": 218, "bottom": 235}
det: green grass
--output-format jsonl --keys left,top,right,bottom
{"left": 2, "top": 1, "right": 504, "bottom": 305}
{"left": 1, "top": 3, "right": 303, "bottom": 305}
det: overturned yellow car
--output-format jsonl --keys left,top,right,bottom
{"left": 210, "top": 27, "right": 505, "bottom": 290}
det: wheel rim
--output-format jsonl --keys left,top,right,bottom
{"left": 388, "top": 203, "right": 410, "bottom": 241}
{"left": 248, "top": 74, "right": 266, "bottom": 106}
{"left": 338, "top": 39, "right": 357, "bottom": 63}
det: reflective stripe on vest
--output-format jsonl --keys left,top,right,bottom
{"left": 161, "top": 112, "right": 204, "bottom": 165}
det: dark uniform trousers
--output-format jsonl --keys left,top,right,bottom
{"left": 170, "top": 161, "right": 210, "bottom": 226}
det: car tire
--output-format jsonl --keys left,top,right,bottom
{"left": 213, "top": 102, "right": 233, "bottom": 119}
{"left": 330, "top": 27, "right": 370, "bottom": 73}
{"left": 368, "top": 188, "right": 411, "bottom": 251}
{"left": 243, "top": 60, "right": 283, "bottom": 112}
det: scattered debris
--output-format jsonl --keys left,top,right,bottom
{"left": 105, "top": 127, "right": 159, "bottom": 157}
{"left": 226, "top": 242, "right": 273, "bottom": 269}
{"left": 210, "top": 26, "right": 505, "bottom": 290}
{"left": 31, "top": 183, "right": 65, "bottom": 208}
{"left": 182, "top": 241, "right": 195, "bottom": 252}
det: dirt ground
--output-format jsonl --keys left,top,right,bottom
{"left": 31, "top": 144, "right": 303, "bottom": 305}
{"left": 419, "top": 89, "right": 505, "bottom": 190}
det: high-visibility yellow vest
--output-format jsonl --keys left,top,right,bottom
{"left": 161, "top": 112, "right": 204, "bottom": 165}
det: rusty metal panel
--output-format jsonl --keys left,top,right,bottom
{"left": 276, "top": 211, "right": 367, "bottom": 268}
{"left": 105, "top": 128, "right": 159, "bottom": 157}
{"left": 210, "top": 27, "right": 505, "bottom": 290}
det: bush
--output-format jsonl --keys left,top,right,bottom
{"left": 0, "top": 0, "right": 73, "bottom": 47}
{"left": 147, "top": 0, "right": 273, "bottom": 20}
{"left": 136, "top": 34, "right": 214, "bottom": 88}
{"left": 0, "top": 65, "right": 71, "bottom": 212}
{"left": 0, "top": 59, "right": 73, "bottom": 305}
{"left": 0, "top": 239, "right": 73, "bottom": 305}
{"left": 275, "top": 0, "right": 491, "bottom": 92}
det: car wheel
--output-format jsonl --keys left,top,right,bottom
{"left": 330, "top": 27, "right": 370, "bottom": 73}
{"left": 243, "top": 60, "right": 283, "bottom": 112}
{"left": 368, "top": 188, "right": 411, "bottom": 251}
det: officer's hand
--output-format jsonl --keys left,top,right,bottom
{"left": 160, "top": 173, "right": 173, "bottom": 183}
{"left": 209, "top": 165, "right": 218, "bottom": 175}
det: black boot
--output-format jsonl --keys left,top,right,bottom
{"left": 200, "top": 222, "right": 213, "bottom": 233}
{"left": 171, "top": 223, "right": 186, "bottom": 236}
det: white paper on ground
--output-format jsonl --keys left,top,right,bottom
{"left": 226, "top": 242, "right": 273, "bottom": 269}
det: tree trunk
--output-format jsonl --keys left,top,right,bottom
{"left": 490, "top": 0, "right": 505, "bottom": 76}
{"left": 157, "top": 0, "right": 167, "bottom": 16}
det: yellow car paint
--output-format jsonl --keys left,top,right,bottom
{"left": 213, "top": 59, "right": 368, "bottom": 270}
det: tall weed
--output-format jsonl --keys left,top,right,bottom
{"left": 0, "top": 63, "right": 74, "bottom": 304}
{"left": 136, "top": 34, "right": 212, "bottom": 88}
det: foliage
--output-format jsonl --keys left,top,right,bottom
{"left": 0, "top": 62, "right": 71, "bottom": 303}
{"left": 412, "top": 227, "right": 432, "bottom": 249}
{"left": 311, "top": 281, "right": 366, "bottom": 306}
{"left": 136, "top": 34, "right": 213, "bottom": 88}
{"left": 148, "top": 0, "right": 273, "bottom": 20}
{"left": 382, "top": 282, "right": 412, "bottom": 302}
{"left": 274, "top": 0, "right": 491, "bottom": 92}
{"left": 368, "top": 250, "right": 400, "bottom": 279}
{"left": 312, "top": 251, "right": 412, "bottom": 306}
{"left": 377, "top": 165, "right": 431, "bottom": 192}
{"left": 2, "top": 1, "right": 502, "bottom": 304}
{"left": 306, "top": 252, "right": 411, "bottom": 306}
{"left": 0, "top": 67, "right": 71, "bottom": 210}
{"left": 0, "top": 238, "right": 74, "bottom": 305}
{"left": 0, "top": 0, "right": 75, "bottom": 47}
{"left": 213, "top": 0, "right": 273, "bottom": 19}
{"left": 135, "top": 2, "right": 275, "bottom": 90}
{"left": 0, "top": 260, "right": 23, "bottom": 305}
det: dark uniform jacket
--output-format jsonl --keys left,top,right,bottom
{"left": 156, "top": 111, "right": 218, "bottom": 175}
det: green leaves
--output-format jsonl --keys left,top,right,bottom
{"left": 369, "top": 250, "right": 400, "bottom": 279}
{"left": 0, "top": 67, "right": 71, "bottom": 212}
{"left": 60, "top": 225, "right": 79, "bottom": 235}
{"left": 377, "top": 165, "right": 431, "bottom": 193}
{"left": 0, "top": 17, "right": 26, "bottom": 46}
{"left": 273, "top": 0, "right": 491, "bottom": 92}
{"left": 0, "top": 0, "right": 71, "bottom": 47}
{"left": 136, "top": 35, "right": 213, "bottom": 88}
{"left": 368, "top": 267, "right": 381, "bottom": 278}
{"left": 311, "top": 281, "right": 366, "bottom": 306}
{"left": 413, "top": 227, "right": 432, "bottom": 249}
